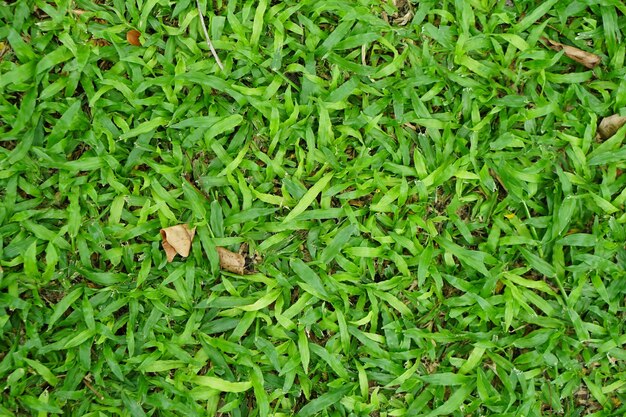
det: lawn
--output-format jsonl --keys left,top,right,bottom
{"left": 1, "top": 0, "right": 626, "bottom": 416}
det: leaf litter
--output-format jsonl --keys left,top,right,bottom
{"left": 159, "top": 224, "right": 247, "bottom": 274}
{"left": 160, "top": 224, "right": 196, "bottom": 262}
{"left": 216, "top": 246, "right": 245, "bottom": 275}
{"left": 126, "top": 29, "right": 142, "bottom": 46}
{"left": 597, "top": 114, "right": 626, "bottom": 140}
{"left": 2, "top": 1, "right": 626, "bottom": 416}
{"left": 543, "top": 37, "right": 601, "bottom": 69}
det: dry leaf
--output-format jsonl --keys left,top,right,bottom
{"left": 160, "top": 224, "right": 196, "bottom": 262}
{"left": 126, "top": 29, "right": 142, "bottom": 46}
{"left": 597, "top": 114, "right": 626, "bottom": 140}
{"left": 217, "top": 247, "right": 245, "bottom": 275}
{"left": 544, "top": 38, "right": 601, "bottom": 69}
{"left": 394, "top": 11, "right": 413, "bottom": 26}
{"left": 90, "top": 38, "right": 111, "bottom": 47}
{"left": 382, "top": 0, "right": 413, "bottom": 26}
{"left": 0, "top": 41, "right": 9, "bottom": 61}
{"left": 393, "top": 0, "right": 413, "bottom": 26}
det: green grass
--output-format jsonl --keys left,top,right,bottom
{"left": 1, "top": 0, "right": 626, "bottom": 416}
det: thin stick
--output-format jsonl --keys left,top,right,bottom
{"left": 83, "top": 377, "right": 105, "bottom": 400}
{"left": 196, "top": 0, "right": 224, "bottom": 70}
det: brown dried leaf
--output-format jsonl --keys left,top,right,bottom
{"left": 217, "top": 247, "right": 245, "bottom": 275}
{"left": 126, "top": 29, "right": 142, "bottom": 46}
{"left": 598, "top": 114, "right": 626, "bottom": 140}
{"left": 544, "top": 38, "right": 601, "bottom": 69}
{"left": 160, "top": 225, "right": 196, "bottom": 262}
{"left": 394, "top": 11, "right": 413, "bottom": 26}
{"left": 90, "top": 38, "right": 111, "bottom": 47}
{"left": 388, "top": 0, "right": 413, "bottom": 26}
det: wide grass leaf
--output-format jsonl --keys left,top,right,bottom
{"left": 425, "top": 383, "right": 474, "bottom": 417}
{"left": 188, "top": 376, "right": 253, "bottom": 393}
{"left": 1, "top": 1, "right": 624, "bottom": 415}
{"left": 296, "top": 385, "right": 352, "bottom": 417}
{"left": 283, "top": 172, "right": 334, "bottom": 223}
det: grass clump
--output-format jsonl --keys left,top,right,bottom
{"left": 1, "top": 0, "right": 626, "bottom": 416}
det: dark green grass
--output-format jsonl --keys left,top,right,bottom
{"left": 1, "top": 0, "right": 626, "bottom": 415}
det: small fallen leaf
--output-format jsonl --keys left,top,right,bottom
{"left": 597, "top": 114, "right": 626, "bottom": 140}
{"left": 393, "top": 0, "right": 413, "bottom": 25}
{"left": 543, "top": 38, "right": 601, "bottom": 69}
{"left": 217, "top": 247, "right": 245, "bottom": 275}
{"left": 382, "top": 0, "right": 413, "bottom": 26}
{"left": 494, "top": 280, "right": 504, "bottom": 294}
{"left": 160, "top": 225, "right": 196, "bottom": 262}
{"left": 90, "top": 38, "right": 111, "bottom": 47}
{"left": 126, "top": 29, "right": 142, "bottom": 46}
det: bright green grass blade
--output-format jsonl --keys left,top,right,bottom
{"left": 283, "top": 172, "right": 334, "bottom": 223}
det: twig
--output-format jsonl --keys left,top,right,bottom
{"left": 83, "top": 376, "right": 105, "bottom": 400}
{"left": 196, "top": 0, "right": 224, "bottom": 70}
{"left": 361, "top": 44, "right": 367, "bottom": 66}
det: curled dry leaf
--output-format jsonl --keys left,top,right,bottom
{"left": 543, "top": 38, "right": 601, "bottom": 69}
{"left": 90, "top": 38, "right": 110, "bottom": 47}
{"left": 126, "top": 29, "right": 142, "bottom": 46}
{"left": 598, "top": 114, "right": 626, "bottom": 140}
{"left": 160, "top": 224, "right": 196, "bottom": 262}
{"left": 217, "top": 247, "right": 245, "bottom": 275}
{"left": 393, "top": 0, "right": 413, "bottom": 26}
{"left": 382, "top": 0, "right": 413, "bottom": 26}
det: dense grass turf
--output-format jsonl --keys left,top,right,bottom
{"left": 1, "top": 0, "right": 626, "bottom": 415}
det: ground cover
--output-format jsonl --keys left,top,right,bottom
{"left": 1, "top": 0, "right": 626, "bottom": 415}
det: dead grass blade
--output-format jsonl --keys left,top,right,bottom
{"left": 196, "top": 0, "right": 224, "bottom": 70}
